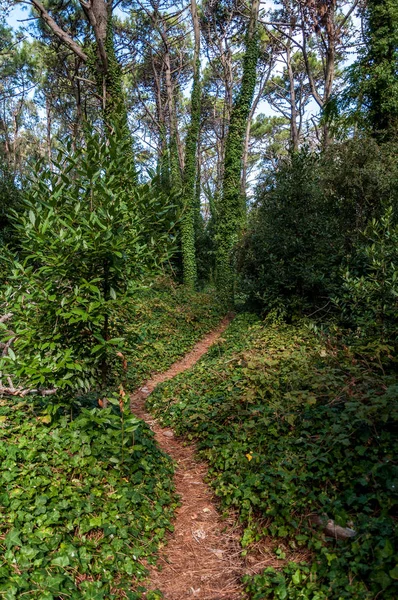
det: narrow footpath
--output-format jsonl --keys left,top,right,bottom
{"left": 130, "top": 316, "right": 246, "bottom": 600}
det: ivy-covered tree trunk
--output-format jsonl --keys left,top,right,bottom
{"left": 101, "top": 21, "right": 137, "bottom": 182}
{"left": 215, "top": 0, "right": 260, "bottom": 304}
{"left": 363, "top": 0, "right": 398, "bottom": 139}
{"left": 181, "top": 0, "right": 201, "bottom": 288}
{"left": 102, "top": 25, "right": 128, "bottom": 131}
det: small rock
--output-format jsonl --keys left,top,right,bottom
{"left": 192, "top": 528, "right": 206, "bottom": 541}
{"left": 203, "top": 508, "right": 211, "bottom": 513}
{"left": 190, "top": 588, "right": 201, "bottom": 595}
{"left": 163, "top": 430, "right": 174, "bottom": 438}
{"left": 211, "top": 549, "right": 224, "bottom": 559}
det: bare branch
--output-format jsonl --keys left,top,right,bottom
{"left": 338, "top": 0, "right": 360, "bottom": 34}
{"left": 30, "top": 0, "right": 88, "bottom": 63}
{"left": 0, "top": 385, "right": 58, "bottom": 397}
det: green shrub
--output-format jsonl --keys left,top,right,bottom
{"left": 237, "top": 150, "right": 342, "bottom": 315}
{"left": 337, "top": 207, "right": 398, "bottom": 356}
{"left": 0, "top": 158, "right": 21, "bottom": 247}
{"left": 1, "top": 131, "right": 175, "bottom": 398}
{"left": 238, "top": 139, "right": 398, "bottom": 316}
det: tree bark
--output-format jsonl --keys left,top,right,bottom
{"left": 29, "top": 0, "right": 133, "bottom": 163}
{"left": 241, "top": 60, "right": 273, "bottom": 194}
{"left": 286, "top": 41, "right": 299, "bottom": 151}
{"left": 45, "top": 93, "right": 52, "bottom": 167}
{"left": 30, "top": 0, "right": 88, "bottom": 62}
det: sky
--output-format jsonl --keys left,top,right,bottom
{"left": 6, "top": 4, "right": 30, "bottom": 31}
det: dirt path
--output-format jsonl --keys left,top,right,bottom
{"left": 130, "top": 316, "right": 246, "bottom": 600}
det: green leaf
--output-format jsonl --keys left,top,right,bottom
{"left": 291, "top": 569, "right": 301, "bottom": 585}
{"left": 91, "top": 344, "right": 105, "bottom": 354}
{"left": 389, "top": 566, "right": 398, "bottom": 580}
{"left": 107, "top": 397, "right": 120, "bottom": 406}
{"left": 7, "top": 347, "right": 16, "bottom": 361}
{"left": 51, "top": 555, "right": 70, "bottom": 567}
{"left": 107, "top": 337, "right": 124, "bottom": 345}
{"left": 5, "top": 529, "right": 22, "bottom": 549}
{"left": 38, "top": 415, "right": 52, "bottom": 424}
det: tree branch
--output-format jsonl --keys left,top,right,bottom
{"left": 0, "top": 385, "right": 58, "bottom": 397}
{"left": 30, "top": 0, "right": 88, "bottom": 63}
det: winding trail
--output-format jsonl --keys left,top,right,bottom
{"left": 130, "top": 316, "right": 246, "bottom": 600}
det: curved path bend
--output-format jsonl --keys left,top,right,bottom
{"left": 130, "top": 316, "right": 246, "bottom": 600}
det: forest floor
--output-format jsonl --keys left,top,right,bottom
{"left": 130, "top": 316, "right": 247, "bottom": 600}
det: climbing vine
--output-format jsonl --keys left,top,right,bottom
{"left": 364, "top": 0, "right": 398, "bottom": 139}
{"left": 181, "top": 57, "right": 201, "bottom": 288}
{"left": 346, "top": 0, "right": 398, "bottom": 140}
{"left": 104, "top": 22, "right": 137, "bottom": 182}
{"left": 215, "top": 12, "right": 260, "bottom": 304}
{"left": 87, "top": 19, "right": 137, "bottom": 182}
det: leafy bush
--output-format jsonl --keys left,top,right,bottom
{"left": 238, "top": 139, "right": 398, "bottom": 316}
{"left": 0, "top": 159, "right": 20, "bottom": 289}
{"left": 148, "top": 315, "right": 398, "bottom": 599}
{"left": 237, "top": 151, "right": 342, "bottom": 315}
{"left": 337, "top": 207, "right": 398, "bottom": 355}
{"left": 0, "top": 273, "right": 224, "bottom": 599}
{"left": 1, "top": 131, "right": 175, "bottom": 398}
{"left": 0, "top": 158, "right": 21, "bottom": 247}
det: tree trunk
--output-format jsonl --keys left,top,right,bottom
{"left": 180, "top": 0, "right": 201, "bottom": 289}
{"left": 72, "top": 58, "right": 83, "bottom": 151}
{"left": 218, "top": 43, "right": 233, "bottom": 190}
{"left": 29, "top": 0, "right": 135, "bottom": 175}
{"left": 216, "top": 0, "right": 260, "bottom": 304}
{"left": 286, "top": 42, "right": 299, "bottom": 151}
{"left": 241, "top": 61, "right": 273, "bottom": 194}
{"left": 45, "top": 93, "right": 52, "bottom": 167}
{"left": 365, "top": 0, "right": 398, "bottom": 139}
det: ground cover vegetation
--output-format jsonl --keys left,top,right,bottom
{"left": 0, "top": 277, "right": 222, "bottom": 598}
{"left": 0, "top": 126, "right": 222, "bottom": 599}
{"left": 148, "top": 314, "right": 398, "bottom": 599}
{"left": 0, "top": 394, "right": 175, "bottom": 599}
{"left": 0, "top": 0, "right": 397, "bottom": 598}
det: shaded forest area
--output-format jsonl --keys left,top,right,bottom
{"left": 0, "top": 0, "right": 397, "bottom": 598}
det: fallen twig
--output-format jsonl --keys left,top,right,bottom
{"left": 0, "top": 386, "right": 57, "bottom": 397}
{"left": 309, "top": 514, "right": 356, "bottom": 540}
{"left": 0, "top": 313, "right": 13, "bottom": 324}
{"left": 2, "top": 336, "right": 16, "bottom": 358}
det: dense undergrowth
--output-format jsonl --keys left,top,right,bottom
{"left": 0, "top": 283, "right": 222, "bottom": 599}
{"left": 148, "top": 314, "right": 398, "bottom": 599}
{"left": 123, "top": 278, "right": 223, "bottom": 386}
